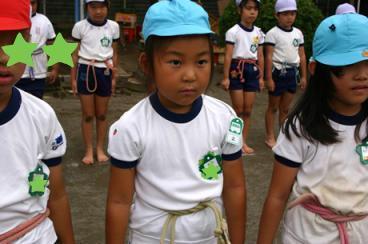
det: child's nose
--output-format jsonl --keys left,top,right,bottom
{"left": 355, "top": 62, "right": 368, "bottom": 81}
{"left": 0, "top": 50, "right": 9, "bottom": 66}
{"left": 182, "top": 67, "right": 196, "bottom": 82}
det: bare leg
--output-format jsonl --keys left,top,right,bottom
{"left": 79, "top": 94, "right": 95, "bottom": 165}
{"left": 265, "top": 94, "right": 281, "bottom": 148}
{"left": 242, "top": 91, "right": 257, "bottom": 154}
{"left": 95, "top": 95, "right": 110, "bottom": 163}
{"left": 279, "top": 92, "right": 295, "bottom": 125}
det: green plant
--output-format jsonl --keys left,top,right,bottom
{"left": 218, "top": 0, "right": 324, "bottom": 59}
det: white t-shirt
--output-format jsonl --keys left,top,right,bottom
{"left": 264, "top": 26, "right": 304, "bottom": 69}
{"left": 225, "top": 23, "right": 264, "bottom": 60}
{"left": 108, "top": 93, "right": 242, "bottom": 242}
{"left": 274, "top": 110, "right": 368, "bottom": 215}
{"left": 22, "top": 13, "right": 56, "bottom": 79}
{"left": 72, "top": 18, "right": 120, "bottom": 68}
{"left": 0, "top": 88, "right": 66, "bottom": 243}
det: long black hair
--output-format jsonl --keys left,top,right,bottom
{"left": 283, "top": 62, "right": 368, "bottom": 144}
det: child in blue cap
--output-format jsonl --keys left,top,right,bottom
{"left": 221, "top": 0, "right": 264, "bottom": 155}
{"left": 105, "top": 0, "right": 246, "bottom": 243}
{"left": 264, "top": 0, "right": 307, "bottom": 149}
{"left": 258, "top": 13, "right": 368, "bottom": 244}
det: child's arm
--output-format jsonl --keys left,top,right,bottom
{"left": 106, "top": 166, "right": 136, "bottom": 244}
{"left": 298, "top": 46, "right": 307, "bottom": 90}
{"left": 257, "top": 45, "right": 265, "bottom": 90}
{"left": 111, "top": 41, "right": 119, "bottom": 95}
{"left": 257, "top": 161, "right": 298, "bottom": 244}
{"left": 70, "top": 43, "right": 80, "bottom": 96}
{"left": 221, "top": 44, "right": 234, "bottom": 91}
{"left": 48, "top": 165, "right": 75, "bottom": 244}
{"left": 264, "top": 45, "right": 275, "bottom": 92}
{"left": 222, "top": 157, "right": 246, "bottom": 244}
{"left": 46, "top": 39, "right": 59, "bottom": 84}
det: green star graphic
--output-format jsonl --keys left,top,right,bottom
{"left": 202, "top": 162, "right": 221, "bottom": 180}
{"left": 43, "top": 33, "right": 77, "bottom": 67}
{"left": 2, "top": 33, "right": 37, "bottom": 67}
{"left": 28, "top": 165, "right": 49, "bottom": 197}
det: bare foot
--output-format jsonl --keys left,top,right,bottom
{"left": 242, "top": 144, "right": 255, "bottom": 155}
{"left": 97, "top": 149, "right": 109, "bottom": 164}
{"left": 82, "top": 154, "right": 94, "bottom": 165}
{"left": 264, "top": 138, "right": 276, "bottom": 149}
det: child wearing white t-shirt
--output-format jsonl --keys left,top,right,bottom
{"left": 258, "top": 13, "right": 368, "bottom": 244}
{"left": 106, "top": 0, "right": 246, "bottom": 243}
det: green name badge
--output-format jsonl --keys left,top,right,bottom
{"left": 28, "top": 164, "right": 49, "bottom": 197}
{"left": 225, "top": 118, "right": 244, "bottom": 145}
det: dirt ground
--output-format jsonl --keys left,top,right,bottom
{"left": 44, "top": 42, "right": 281, "bottom": 244}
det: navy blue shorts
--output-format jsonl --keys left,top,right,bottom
{"left": 229, "top": 60, "right": 260, "bottom": 92}
{"left": 268, "top": 68, "right": 298, "bottom": 97}
{"left": 16, "top": 78, "right": 46, "bottom": 99}
{"left": 77, "top": 64, "right": 112, "bottom": 97}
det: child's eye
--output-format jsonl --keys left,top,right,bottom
{"left": 198, "top": 59, "right": 209, "bottom": 66}
{"left": 168, "top": 60, "right": 181, "bottom": 66}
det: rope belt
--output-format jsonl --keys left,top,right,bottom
{"left": 288, "top": 194, "right": 367, "bottom": 244}
{"left": 273, "top": 61, "right": 298, "bottom": 75}
{"left": 0, "top": 209, "right": 50, "bottom": 244}
{"left": 79, "top": 57, "right": 114, "bottom": 93}
{"left": 233, "top": 58, "right": 258, "bottom": 83}
{"left": 160, "top": 200, "right": 231, "bottom": 244}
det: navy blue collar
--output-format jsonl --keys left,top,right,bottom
{"left": 0, "top": 87, "right": 21, "bottom": 126}
{"left": 327, "top": 107, "right": 366, "bottom": 126}
{"left": 277, "top": 25, "right": 293, "bottom": 32}
{"left": 87, "top": 17, "right": 107, "bottom": 27}
{"left": 149, "top": 92, "right": 203, "bottom": 123}
{"left": 238, "top": 23, "right": 254, "bottom": 32}
{"left": 32, "top": 12, "right": 37, "bottom": 18}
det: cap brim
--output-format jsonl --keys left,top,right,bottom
{"left": 316, "top": 51, "right": 368, "bottom": 66}
{"left": 145, "top": 24, "right": 213, "bottom": 40}
{"left": 277, "top": 7, "right": 297, "bottom": 13}
{"left": 0, "top": 18, "right": 30, "bottom": 31}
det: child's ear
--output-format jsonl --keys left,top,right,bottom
{"left": 138, "top": 52, "right": 149, "bottom": 75}
{"left": 309, "top": 61, "right": 316, "bottom": 76}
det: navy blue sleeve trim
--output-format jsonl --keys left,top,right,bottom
{"left": 42, "top": 157, "right": 62, "bottom": 167}
{"left": 71, "top": 37, "right": 81, "bottom": 42}
{"left": 113, "top": 38, "right": 120, "bottom": 42}
{"left": 222, "top": 150, "right": 242, "bottom": 161}
{"left": 225, "top": 41, "right": 235, "bottom": 45}
{"left": 274, "top": 154, "right": 301, "bottom": 168}
{"left": 263, "top": 42, "right": 275, "bottom": 46}
{"left": 111, "top": 157, "right": 138, "bottom": 169}
{"left": 259, "top": 43, "right": 264, "bottom": 46}
{"left": 47, "top": 38, "right": 56, "bottom": 42}
{"left": 299, "top": 43, "right": 304, "bottom": 46}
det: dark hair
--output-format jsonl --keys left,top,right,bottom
{"left": 283, "top": 62, "right": 368, "bottom": 144}
{"left": 143, "top": 34, "right": 214, "bottom": 85}
{"left": 239, "top": 0, "right": 260, "bottom": 10}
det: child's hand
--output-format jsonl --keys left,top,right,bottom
{"left": 71, "top": 79, "right": 77, "bottom": 96}
{"left": 47, "top": 69, "right": 58, "bottom": 84}
{"left": 266, "top": 78, "right": 275, "bottom": 92}
{"left": 259, "top": 78, "right": 265, "bottom": 91}
{"left": 221, "top": 78, "right": 230, "bottom": 91}
{"left": 299, "top": 77, "right": 307, "bottom": 90}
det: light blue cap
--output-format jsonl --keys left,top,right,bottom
{"left": 142, "top": 0, "right": 213, "bottom": 41}
{"left": 313, "top": 14, "right": 368, "bottom": 66}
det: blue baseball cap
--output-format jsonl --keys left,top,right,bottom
{"left": 313, "top": 14, "right": 368, "bottom": 66}
{"left": 142, "top": 0, "right": 213, "bottom": 41}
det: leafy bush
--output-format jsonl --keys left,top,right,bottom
{"left": 218, "top": 0, "right": 324, "bottom": 58}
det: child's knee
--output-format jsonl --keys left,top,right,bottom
{"left": 280, "top": 108, "right": 289, "bottom": 116}
{"left": 96, "top": 114, "right": 106, "bottom": 121}
{"left": 243, "top": 110, "right": 252, "bottom": 118}
{"left": 83, "top": 116, "right": 94, "bottom": 123}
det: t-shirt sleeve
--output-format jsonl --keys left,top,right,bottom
{"left": 272, "top": 121, "right": 310, "bottom": 168}
{"left": 108, "top": 117, "right": 141, "bottom": 169}
{"left": 46, "top": 18, "right": 56, "bottom": 40}
{"left": 112, "top": 21, "right": 120, "bottom": 41}
{"left": 258, "top": 28, "right": 265, "bottom": 45}
{"left": 299, "top": 30, "right": 305, "bottom": 46}
{"left": 71, "top": 22, "right": 82, "bottom": 41}
{"left": 225, "top": 28, "right": 236, "bottom": 45}
{"left": 264, "top": 29, "right": 276, "bottom": 46}
{"left": 221, "top": 109, "right": 243, "bottom": 161}
{"left": 42, "top": 110, "right": 66, "bottom": 167}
